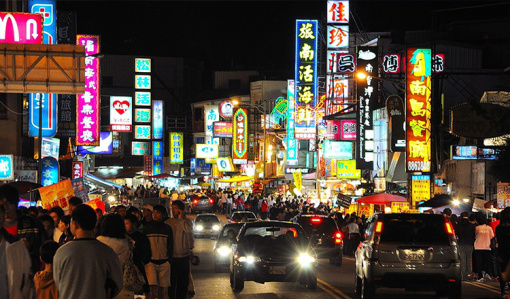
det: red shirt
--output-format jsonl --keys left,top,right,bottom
{"left": 261, "top": 202, "right": 268, "bottom": 213}
{"left": 5, "top": 225, "right": 17, "bottom": 236}
{"left": 490, "top": 220, "right": 500, "bottom": 233}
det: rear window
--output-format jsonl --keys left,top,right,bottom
{"left": 232, "top": 212, "right": 256, "bottom": 221}
{"left": 297, "top": 217, "right": 338, "bottom": 236}
{"left": 195, "top": 215, "right": 219, "bottom": 223}
{"left": 242, "top": 225, "right": 307, "bottom": 244}
{"left": 379, "top": 214, "right": 450, "bottom": 244}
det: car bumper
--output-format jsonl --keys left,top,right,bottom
{"left": 314, "top": 245, "right": 342, "bottom": 259}
{"left": 191, "top": 205, "right": 214, "bottom": 212}
{"left": 194, "top": 228, "right": 220, "bottom": 236}
{"left": 214, "top": 253, "right": 231, "bottom": 266}
{"left": 366, "top": 261, "right": 461, "bottom": 290}
{"left": 233, "top": 261, "right": 316, "bottom": 283}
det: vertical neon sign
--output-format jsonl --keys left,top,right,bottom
{"left": 152, "top": 141, "right": 163, "bottom": 175}
{"left": 286, "top": 80, "right": 299, "bottom": 166}
{"left": 76, "top": 35, "right": 100, "bottom": 146}
{"left": 232, "top": 108, "right": 248, "bottom": 164}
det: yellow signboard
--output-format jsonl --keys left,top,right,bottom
{"left": 293, "top": 172, "right": 302, "bottom": 191}
{"left": 411, "top": 175, "right": 431, "bottom": 208}
{"left": 391, "top": 201, "right": 410, "bottom": 213}
{"left": 358, "top": 203, "right": 374, "bottom": 218}
{"left": 337, "top": 160, "right": 361, "bottom": 179}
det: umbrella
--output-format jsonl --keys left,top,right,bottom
{"left": 357, "top": 193, "right": 407, "bottom": 205}
{"left": 418, "top": 194, "right": 453, "bottom": 208}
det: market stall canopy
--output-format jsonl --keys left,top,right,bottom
{"left": 148, "top": 173, "right": 179, "bottom": 179}
{"left": 216, "top": 176, "right": 254, "bottom": 183}
{"left": 357, "top": 193, "right": 407, "bottom": 205}
{"left": 85, "top": 174, "right": 124, "bottom": 191}
{"left": 93, "top": 167, "right": 143, "bottom": 179}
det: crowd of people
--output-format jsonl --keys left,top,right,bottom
{"left": 0, "top": 183, "right": 195, "bottom": 299}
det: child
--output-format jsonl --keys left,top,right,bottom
{"left": 34, "top": 240, "right": 60, "bottom": 299}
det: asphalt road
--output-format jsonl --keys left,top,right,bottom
{"left": 188, "top": 213, "right": 504, "bottom": 299}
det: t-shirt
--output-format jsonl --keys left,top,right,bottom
{"left": 0, "top": 239, "right": 8, "bottom": 299}
{"left": 474, "top": 224, "right": 494, "bottom": 250}
{"left": 53, "top": 238, "right": 123, "bottom": 299}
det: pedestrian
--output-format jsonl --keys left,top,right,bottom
{"left": 346, "top": 217, "right": 361, "bottom": 256}
{"left": 117, "top": 205, "right": 127, "bottom": 218}
{"left": 98, "top": 213, "right": 136, "bottom": 298}
{"left": 68, "top": 196, "right": 83, "bottom": 215}
{"left": 34, "top": 240, "right": 60, "bottom": 299}
{"left": 141, "top": 204, "right": 154, "bottom": 226}
{"left": 142, "top": 204, "right": 173, "bottom": 299}
{"left": 0, "top": 203, "right": 32, "bottom": 298}
{"left": 38, "top": 214, "right": 55, "bottom": 240}
{"left": 456, "top": 211, "right": 476, "bottom": 281}
{"left": 49, "top": 206, "right": 65, "bottom": 242}
{"left": 166, "top": 200, "right": 194, "bottom": 299}
{"left": 226, "top": 192, "right": 233, "bottom": 218}
{"left": 53, "top": 204, "right": 123, "bottom": 299}
{"left": 58, "top": 215, "right": 74, "bottom": 246}
{"left": 0, "top": 183, "right": 48, "bottom": 273}
{"left": 474, "top": 215, "right": 495, "bottom": 281}
{"left": 260, "top": 200, "right": 269, "bottom": 220}
{"left": 496, "top": 208, "right": 510, "bottom": 297}
{"left": 124, "top": 214, "right": 151, "bottom": 295}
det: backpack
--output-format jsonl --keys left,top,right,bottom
{"left": 123, "top": 242, "right": 145, "bottom": 292}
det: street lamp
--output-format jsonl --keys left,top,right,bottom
{"left": 356, "top": 71, "right": 406, "bottom": 92}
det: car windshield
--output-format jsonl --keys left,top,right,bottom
{"left": 195, "top": 215, "right": 219, "bottom": 223}
{"left": 232, "top": 212, "right": 256, "bottom": 221}
{"left": 379, "top": 214, "right": 450, "bottom": 244}
{"left": 242, "top": 225, "right": 308, "bottom": 245}
{"left": 219, "top": 225, "right": 243, "bottom": 241}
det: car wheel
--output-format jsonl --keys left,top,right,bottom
{"left": 361, "top": 277, "right": 375, "bottom": 299}
{"left": 447, "top": 282, "right": 461, "bottom": 299}
{"left": 355, "top": 275, "right": 362, "bottom": 295}
{"left": 306, "top": 274, "right": 317, "bottom": 289}
{"left": 232, "top": 269, "right": 244, "bottom": 291}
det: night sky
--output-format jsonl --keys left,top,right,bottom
{"left": 57, "top": 0, "right": 509, "bottom": 71}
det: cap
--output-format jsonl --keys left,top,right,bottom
{"left": 142, "top": 204, "right": 153, "bottom": 212}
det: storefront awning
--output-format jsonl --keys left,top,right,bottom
{"left": 357, "top": 193, "right": 407, "bottom": 205}
{"left": 216, "top": 176, "right": 254, "bottom": 183}
{"left": 84, "top": 174, "right": 124, "bottom": 190}
{"left": 93, "top": 167, "right": 143, "bottom": 179}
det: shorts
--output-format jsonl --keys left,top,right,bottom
{"left": 145, "top": 261, "right": 170, "bottom": 287}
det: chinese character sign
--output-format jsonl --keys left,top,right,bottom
{"left": 204, "top": 105, "right": 220, "bottom": 145}
{"left": 326, "top": 76, "right": 349, "bottom": 103}
{"left": 41, "top": 156, "right": 59, "bottom": 186}
{"left": 356, "top": 46, "right": 379, "bottom": 169}
{"left": 76, "top": 35, "right": 100, "bottom": 146}
{"left": 327, "top": 1, "right": 349, "bottom": 23}
{"left": 286, "top": 80, "right": 299, "bottom": 166}
{"left": 135, "top": 58, "right": 151, "bottom": 73}
{"left": 29, "top": 0, "right": 56, "bottom": 44}
{"left": 134, "top": 108, "right": 151, "bottom": 123}
{"left": 295, "top": 20, "right": 318, "bottom": 140}
{"left": 432, "top": 53, "right": 445, "bottom": 73}
{"left": 152, "top": 141, "right": 163, "bottom": 175}
{"left": 336, "top": 53, "right": 355, "bottom": 73}
{"left": 411, "top": 175, "right": 430, "bottom": 208}
{"left": 110, "top": 96, "right": 132, "bottom": 132}
{"left": 134, "top": 125, "right": 151, "bottom": 139}
{"left": 406, "top": 48, "right": 432, "bottom": 173}
{"left": 135, "top": 75, "right": 151, "bottom": 89}
{"left": 382, "top": 54, "right": 402, "bottom": 74}
{"left": 326, "top": 120, "right": 341, "bottom": 140}
{"left": 29, "top": 93, "right": 57, "bottom": 137}
{"left": 170, "top": 132, "right": 183, "bottom": 164}
{"left": 0, "top": 12, "right": 43, "bottom": 44}
{"left": 213, "top": 122, "right": 233, "bottom": 138}
{"left": 153, "top": 100, "right": 163, "bottom": 139}
{"left": 341, "top": 120, "right": 356, "bottom": 140}
{"left": 135, "top": 92, "right": 151, "bottom": 106}
{"left": 0, "top": 155, "right": 14, "bottom": 181}
{"left": 337, "top": 160, "right": 361, "bottom": 179}
{"left": 144, "top": 155, "right": 152, "bottom": 176}
{"left": 132, "top": 141, "right": 150, "bottom": 156}
{"left": 327, "top": 25, "right": 349, "bottom": 49}
{"left": 232, "top": 108, "right": 248, "bottom": 164}
{"left": 72, "top": 161, "right": 83, "bottom": 179}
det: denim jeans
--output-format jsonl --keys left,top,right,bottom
{"left": 459, "top": 245, "right": 473, "bottom": 280}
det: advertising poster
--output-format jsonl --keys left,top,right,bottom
{"left": 71, "top": 177, "right": 88, "bottom": 203}
{"left": 110, "top": 96, "right": 132, "bottom": 132}
{"left": 39, "top": 179, "right": 74, "bottom": 211}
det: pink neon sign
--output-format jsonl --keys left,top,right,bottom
{"left": 0, "top": 12, "right": 43, "bottom": 44}
{"left": 76, "top": 35, "right": 100, "bottom": 146}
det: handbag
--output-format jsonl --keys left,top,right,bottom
{"left": 123, "top": 242, "right": 145, "bottom": 292}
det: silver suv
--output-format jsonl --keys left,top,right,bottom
{"left": 355, "top": 213, "right": 461, "bottom": 299}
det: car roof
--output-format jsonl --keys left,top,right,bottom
{"left": 195, "top": 213, "right": 218, "bottom": 217}
{"left": 233, "top": 211, "right": 255, "bottom": 214}
{"left": 220, "top": 223, "right": 244, "bottom": 230}
{"left": 297, "top": 214, "right": 329, "bottom": 218}
{"left": 242, "top": 220, "right": 299, "bottom": 228}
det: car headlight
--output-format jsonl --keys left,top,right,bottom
{"left": 238, "top": 255, "right": 260, "bottom": 264}
{"left": 297, "top": 253, "right": 316, "bottom": 267}
{"left": 195, "top": 225, "right": 203, "bottom": 231}
{"left": 212, "top": 225, "right": 220, "bottom": 231}
{"left": 216, "top": 246, "right": 231, "bottom": 256}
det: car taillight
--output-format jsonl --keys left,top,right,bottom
{"left": 375, "top": 221, "right": 383, "bottom": 233}
{"left": 192, "top": 199, "right": 198, "bottom": 205}
{"left": 310, "top": 217, "right": 322, "bottom": 224}
{"left": 209, "top": 199, "right": 214, "bottom": 204}
{"left": 334, "top": 232, "right": 342, "bottom": 244}
{"left": 445, "top": 222, "right": 454, "bottom": 235}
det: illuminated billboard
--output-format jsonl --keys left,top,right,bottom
{"left": 134, "top": 108, "right": 151, "bottom": 123}
{"left": 0, "top": 12, "right": 43, "bottom": 44}
{"left": 213, "top": 121, "right": 232, "bottom": 138}
{"left": 341, "top": 120, "right": 356, "bottom": 140}
{"left": 295, "top": 20, "right": 318, "bottom": 140}
{"left": 382, "top": 54, "right": 402, "bottom": 74}
{"left": 322, "top": 140, "right": 353, "bottom": 159}
{"left": 76, "top": 35, "right": 100, "bottom": 146}
{"left": 152, "top": 100, "right": 163, "bottom": 139}
{"left": 110, "top": 96, "right": 132, "bottom": 132}
{"left": 135, "top": 58, "right": 151, "bottom": 73}
{"left": 232, "top": 108, "right": 248, "bottom": 164}
{"left": 152, "top": 141, "right": 163, "bottom": 175}
{"left": 286, "top": 80, "right": 299, "bottom": 166}
{"left": 356, "top": 46, "right": 378, "bottom": 169}
{"left": 196, "top": 144, "right": 219, "bottom": 159}
{"left": 41, "top": 137, "right": 59, "bottom": 159}
{"left": 326, "top": 76, "right": 349, "bottom": 103}
{"left": 134, "top": 125, "right": 151, "bottom": 139}
{"left": 216, "top": 157, "right": 234, "bottom": 172}
{"left": 77, "top": 132, "right": 113, "bottom": 155}
{"left": 327, "top": 25, "right": 349, "bottom": 49}
{"left": 204, "top": 105, "right": 220, "bottom": 145}
{"left": 132, "top": 141, "right": 150, "bottom": 156}
{"left": 336, "top": 160, "right": 361, "bottom": 179}
{"left": 29, "top": 0, "right": 55, "bottom": 44}
{"left": 29, "top": 93, "right": 57, "bottom": 137}
{"left": 135, "top": 75, "right": 151, "bottom": 89}
{"left": 135, "top": 92, "right": 151, "bottom": 106}
{"left": 41, "top": 156, "right": 58, "bottom": 186}
{"left": 72, "top": 161, "right": 83, "bottom": 179}
{"left": 327, "top": 1, "right": 349, "bottom": 23}
{"left": 406, "top": 48, "right": 431, "bottom": 173}
{"left": 0, "top": 155, "right": 14, "bottom": 181}
{"left": 170, "top": 132, "right": 183, "bottom": 164}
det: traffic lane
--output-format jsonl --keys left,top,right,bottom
{"left": 317, "top": 256, "right": 502, "bottom": 299}
{"left": 191, "top": 235, "right": 334, "bottom": 299}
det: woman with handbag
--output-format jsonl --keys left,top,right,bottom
{"left": 98, "top": 213, "right": 139, "bottom": 299}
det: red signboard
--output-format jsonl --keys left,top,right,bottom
{"left": 0, "top": 12, "right": 43, "bottom": 44}
{"left": 232, "top": 108, "right": 248, "bottom": 164}
{"left": 326, "top": 120, "right": 341, "bottom": 140}
{"left": 72, "top": 161, "right": 83, "bottom": 179}
{"left": 341, "top": 120, "right": 357, "bottom": 140}
{"left": 406, "top": 48, "right": 432, "bottom": 173}
{"left": 144, "top": 155, "right": 153, "bottom": 176}
{"left": 213, "top": 121, "right": 233, "bottom": 138}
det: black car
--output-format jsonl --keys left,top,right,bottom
{"left": 213, "top": 223, "right": 244, "bottom": 272}
{"left": 189, "top": 194, "right": 215, "bottom": 213}
{"left": 230, "top": 211, "right": 257, "bottom": 223}
{"left": 193, "top": 213, "right": 221, "bottom": 238}
{"left": 230, "top": 221, "right": 317, "bottom": 291}
{"left": 293, "top": 214, "right": 343, "bottom": 265}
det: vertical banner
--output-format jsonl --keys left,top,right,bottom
{"left": 76, "top": 35, "right": 100, "bottom": 146}
{"left": 72, "top": 161, "right": 83, "bottom": 179}
{"left": 406, "top": 48, "right": 432, "bottom": 173}
{"left": 170, "top": 132, "right": 183, "bottom": 164}
{"left": 411, "top": 174, "right": 431, "bottom": 208}
{"left": 134, "top": 58, "right": 152, "bottom": 140}
{"left": 232, "top": 108, "right": 248, "bottom": 164}
{"left": 356, "top": 46, "right": 379, "bottom": 169}
{"left": 286, "top": 80, "right": 299, "bottom": 166}
{"left": 152, "top": 100, "right": 163, "bottom": 139}
{"left": 41, "top": 156, "right": 59, "bottom": 186}
{"left": 29, "top": 93, "right": 57, "bottom": 137}
{"left": 144, "top": 155, "right": 152, "bottom": 176}
{"left": 110, "top": 96, "right": 132, "bottom": 132}
{"left": 293, "top": 171, "right": 302, "bottom": 191}
{"left": 295, "top": 20, "right": 318, "bottom": 140}
{"left": 152, "top": 141, "right": 163, "bottom": 175}
{"left": 204, "top": 105, "right": 220, "bottom": 145}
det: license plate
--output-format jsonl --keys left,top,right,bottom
{"left": 269, "top": 266, "right": 286, "bottom": 275}
{"left": 404, "top": 250, "right": 425, "bottom": 261}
